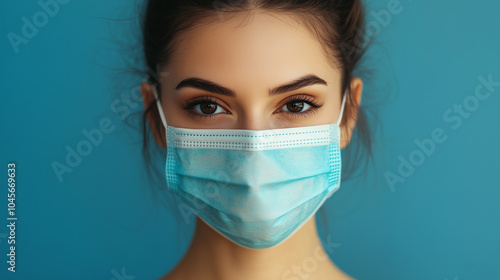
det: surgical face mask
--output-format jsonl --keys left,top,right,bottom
{"left": 153, "top": 87, "right": 346, "bottom": 249}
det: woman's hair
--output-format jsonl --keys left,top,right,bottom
{"left": 140, "top": 0, "right": 372, "bottom": 202}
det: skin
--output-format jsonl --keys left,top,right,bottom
{"left": 141, "top": 10, "right": 362, "bottom": 280}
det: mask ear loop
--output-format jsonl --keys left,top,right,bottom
{"left": 152, "top": 85, "right": 168, "bottom": 128}
{"left": 334, "top": 90, "right": 348, "bottom": 126}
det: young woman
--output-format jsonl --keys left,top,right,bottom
{"left": 139, "top": 0, "right": 369, "bottom": 279}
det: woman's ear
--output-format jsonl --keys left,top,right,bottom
{"left": 340, "top": 77, "right": 363, "bottom": 149}
{"left": 141, "top": 82, "right": 166, "bottom": 148}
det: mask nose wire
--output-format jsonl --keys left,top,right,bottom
{"left": 334, "top": 90, "right": 348, "bottom": 126}
{"left": 152, "top": 85, "right": 168, "bottom": 128}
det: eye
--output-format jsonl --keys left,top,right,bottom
{"left": 181, "top": 96, "right": 229, "bottom": 119}
{"left": 276, "top": 94, "right": 324, "bottom": 118}
{"left": 193, "top": 102, "right": 225, "bottom": 115}
{"left": 281, "top": 100, "right": 311, "bottom": 113}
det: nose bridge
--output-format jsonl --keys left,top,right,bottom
{"left": 236, "top": 106, "right": 270, "bottom": 130}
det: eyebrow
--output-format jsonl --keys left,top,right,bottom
{"left": 174, "top": 74, "right": 328, "bottom": 97}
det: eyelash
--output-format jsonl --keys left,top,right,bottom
{"left": 180, "top": 94, "right": 324, "bottom": 120}
{"left": 280, "top": 94, "right": 324, "bottom": 118}
{"left": 181, "top": 96, "right": 227, "bottom": 120}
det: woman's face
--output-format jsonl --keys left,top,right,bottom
{"left": 146, "top": 11, "right": 360, "bottom": 148}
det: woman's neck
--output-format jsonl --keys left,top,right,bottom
{"left": 164, "top": 216, "right": 353, "bottom": 280}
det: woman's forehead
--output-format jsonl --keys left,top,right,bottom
{"left": 163, "top": 12, "right": 340, "bottom": 95}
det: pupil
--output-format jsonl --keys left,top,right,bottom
{"left": 201, "top": 102, "right": 217, "bottom": 114}
{"left": 287, "top": 101, "right": 304, "bottom": 112}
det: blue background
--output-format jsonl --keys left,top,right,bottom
{"left": 1, "top": 0, "right": 499, "bottom": 279}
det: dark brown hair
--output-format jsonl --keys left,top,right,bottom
{"left": 140, "top": 0, "right": 373, "bottom": 203}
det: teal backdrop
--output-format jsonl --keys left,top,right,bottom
{"left": 1, "top": 0, "right": 499, "bottom": 279}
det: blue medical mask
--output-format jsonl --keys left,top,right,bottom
{"left": 153, "top": 87, "right": 346, "bottom": 249}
